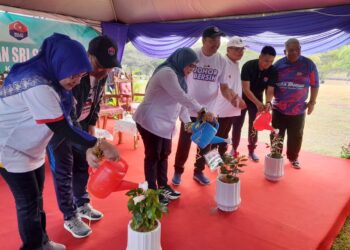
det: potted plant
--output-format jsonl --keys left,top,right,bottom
{"left": 216, "top": 154, "right": 247, "bottom": 212}
{"left": 264, "top": 132, "right": 285, "bottom": 181}
{"left": 126, "top": 186, "right": 168, "bottom": 250}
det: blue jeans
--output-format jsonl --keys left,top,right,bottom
{"left": 0, "top": 165, "right": 49, "bottom": 250}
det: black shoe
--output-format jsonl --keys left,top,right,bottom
{"left": 158, "top": 193, "right": 169, "bottom": 205}
{"left": 160, "top": 185, "right": 181, "bottom": 200}
{"left": 290, "top": 159, "right": 301, "bottom": 169}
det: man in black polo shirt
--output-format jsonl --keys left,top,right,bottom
{"left": 231, "top": 46, "right": 277, "bottom": 161}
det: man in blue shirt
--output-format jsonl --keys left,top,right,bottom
{"left": 266, "top": 38, "right": 319, "bottom": 169}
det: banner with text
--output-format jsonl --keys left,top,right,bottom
{"left": 0, "top": 12, "right": 99, "bottom": 72}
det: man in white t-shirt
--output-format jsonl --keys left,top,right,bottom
{"left": 172, "top": 26, "right": 242, "bottom": 186}
{"left": 213, "top": 36, "right": 247, "bottom": 156}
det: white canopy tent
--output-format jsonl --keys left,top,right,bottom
{"left": 0, "top": 0, "right": 349, "bottom": 26}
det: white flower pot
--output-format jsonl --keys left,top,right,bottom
{"left": 126, "top": 220, "right": 162, "bottom": 250}
{"left": 215, "top": 177, "right": 241, "bottom": 212}
{"left": 264, "top": 154, "right": 284, "bottom": 181}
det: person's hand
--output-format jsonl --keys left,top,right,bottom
{"left": 265, "top": 102, "right": 272, "bottom": 112}
{"left": 306, "top": 102, "right": 315, "bottom": 115}
{"left": 184, "top": 122, "right": 193, "bottom": 133}
{"left": 88, "top": 125, "right": 96, "bottom": 136}
{"left": 86, "top": 148, "right": 100, "bottom": 168}
{"left": 99, "top": 139, "right": 120, "bottom": 161}
{"left": 203, "top": 111, "right": 215, "bottom": 123}
{"left": 238, "top": 98, "right": 247, "bottom": 110}
{"left": 256, "top": 102, "right": 265, "bottom": 112}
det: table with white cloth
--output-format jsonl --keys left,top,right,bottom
{"left": 114, "top": 114, "right": 139, "bottom": 149}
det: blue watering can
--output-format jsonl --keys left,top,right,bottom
{"left": 191, "top": 120, "right": 229, "bottom": 149}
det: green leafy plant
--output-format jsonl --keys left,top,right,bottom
{"left": 340, "top": 143, "right": 350, "bottom": 159}
{"left": 126, "top": 188, "right": 168, "bottom": 232}
{"left": 266, "top": 133, "right": 284, "bottom": 159}
{"left": 218, "top": 154, "right": 248, "bottom": 184}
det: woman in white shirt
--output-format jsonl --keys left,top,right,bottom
{"left": 0, "top": 33, "right": 119, "bottom": 250}
{"left": 133, "top": 48, "right": 214, "bottom": 205}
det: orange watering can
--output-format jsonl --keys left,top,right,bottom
{"left": 253, "top": 112, "right": 278, "bottom": 133}
{"left": 88, "top": 159, "right": 147, "bottom": 199}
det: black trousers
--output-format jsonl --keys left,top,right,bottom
{"left": 174, "top": 117, "right": 211, "bottom": 175}
{"left": 0, "top": 165, "right": 49, "bottom": 250}
{"left": 271, "top": 110, "right": 305, "bottom": 161}
{"left": 136, "top": 123, "right": 172, "bottom": 189}
{"left": 212, "top": 117, "right": 235, "bottom": 156}
{"left": 47, "top": 140, "right": 90, "bottom": 220}
{"left": 231, "top": 105, "right": 258, "bottom": 153}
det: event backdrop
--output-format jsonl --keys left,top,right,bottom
{"left": 0, "top": 12, "right": 99, "bottom": 72}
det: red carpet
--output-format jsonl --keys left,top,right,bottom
{"left": 1, "top": 121, "right": 350, "bottom": 250}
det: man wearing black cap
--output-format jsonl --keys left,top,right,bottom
{"left": 172, "top": 26, "right": 241, "bottom": 186}
{"left": 47, "top": 35, "right": 120, "bottom": 238}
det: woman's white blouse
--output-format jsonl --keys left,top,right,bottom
{"left": 133, "top": 67, "right": 201, "bottom": 139}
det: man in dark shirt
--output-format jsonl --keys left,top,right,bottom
{"left": 231, "top": 46, "right": 277, "bottom": 161}
{"left": 47, "top": 36, "right": 121, "bottom": 238}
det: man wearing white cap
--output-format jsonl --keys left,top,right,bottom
{"left": 212, "top": 36, "right": 247, "bottom": 156}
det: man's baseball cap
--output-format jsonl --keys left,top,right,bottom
{"left": 88, "top": 35, "right": 121, "bottom": 68}
{"left": 227, "top": 36, "right": 246, "bottom": 48}
{"left": 202, "top": 26, "right": 225, "bottom": 38}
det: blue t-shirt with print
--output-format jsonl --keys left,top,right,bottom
{"left": 273, "top": 56, "right": 319, "bottom": 115}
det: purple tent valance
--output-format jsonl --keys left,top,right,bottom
{"left": 102, "top": 5, "right": 350, "bottom": 62}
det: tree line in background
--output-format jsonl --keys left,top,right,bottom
{"left": 122, "top": 42, "right": 350, "bottom": 90}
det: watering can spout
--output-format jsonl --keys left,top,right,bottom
{"left": 114, "top": 180, "right": 138, "bottom": 192}
{"left": 114, "top": 180, "right": 148, "bottom": 192}
{"left": 210, "top": 136, "right": 230, "bottom": 144}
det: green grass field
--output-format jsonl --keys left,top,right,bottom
{"left": 316, "top": 81, "right": 350, "bottom": 249}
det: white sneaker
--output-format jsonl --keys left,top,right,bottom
{"left": 64, "top": 216, "right": 92, "bottom": 238}
{"left": 43, "top": 240, "right": 66, "bottom": 250}
{"left": 77, "top": 203, "right": 104, "bottom": 221}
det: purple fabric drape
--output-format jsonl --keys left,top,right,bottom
{"left": 102, "top": 5, "right": 350, "bottom": 61}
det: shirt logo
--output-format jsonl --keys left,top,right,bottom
{"left": 108, "top": 47, "right": 116, "bottom": 56}
{"left": 192, "top": 66, "right": 218, "bottom": 82}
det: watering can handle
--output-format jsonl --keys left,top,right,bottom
{"left": 214, "top": 119, "right": 219, "bottom": 130}
{"left": 88, "top": 158, "right": 128, "bottom": 176}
